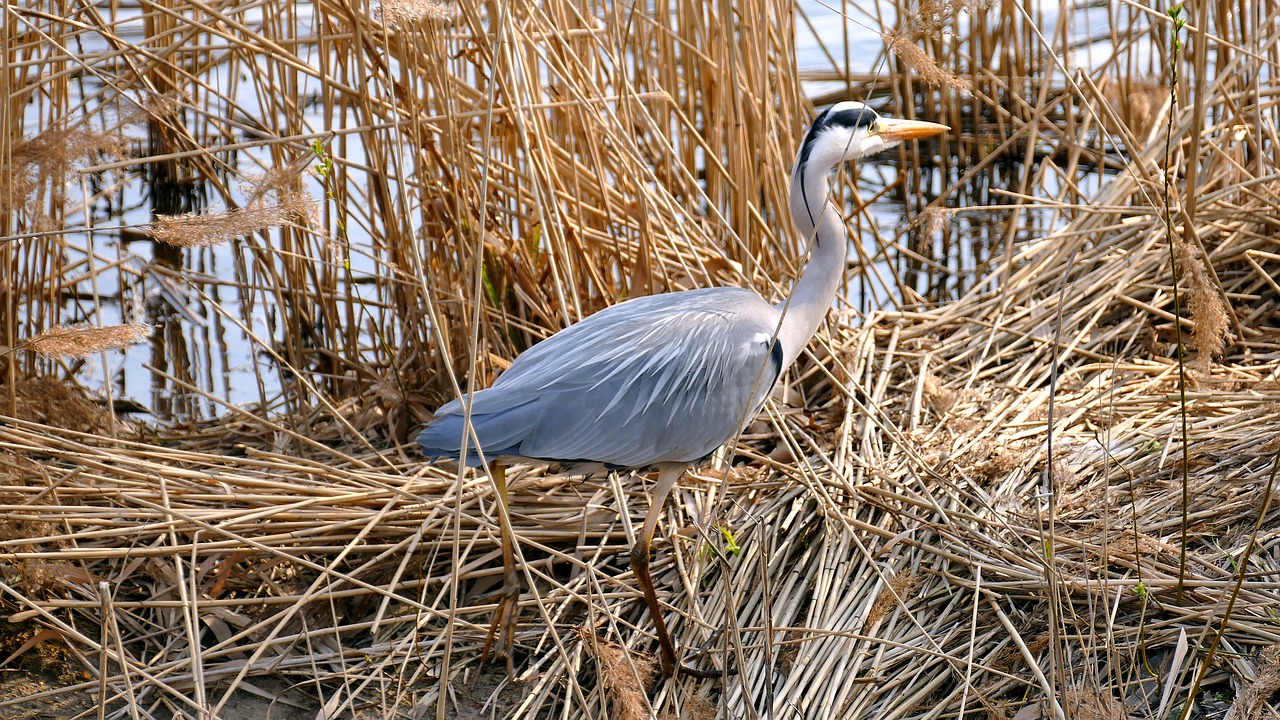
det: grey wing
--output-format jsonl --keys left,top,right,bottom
{"left": 418, "top": 287, "right": 784, "bottom": 467}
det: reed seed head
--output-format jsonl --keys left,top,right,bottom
{"left": 1, "top": 127, "right": 125, "bottom": 215}
{"left": 148, "top": 206, "right": 289, "bottom": 247}
{"left": 1063, "top": 689, "right": 1127, "bottom": 720}
{"left": 1237, "top": 645, "right": 1280, "bottom": 720}
{"left": 885, "top": 32, "right": 973, "bottom": 91}
{"left": 147, "top": 174, "right": 317, "bottom": 248}
{"left": 378, "top": 0, "right": 453, "bottom": 27}
{"left": 25, "top": 323, "right": 151, "bottom": 358}
{"left": 864, "top": 572, "right": 921, "bottom": 630}
{"left": 575, "top": 628, "right": 653, "bottom": 720}
{"left": 1177, "top": 240, "right": 1232, "bottom": 363}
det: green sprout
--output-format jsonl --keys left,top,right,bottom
{"left": 718, "top": 524, "right": 741, "bottom": 556}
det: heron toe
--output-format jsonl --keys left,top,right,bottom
{"left": 481, "top": 578, "right": 521, "bottom": 672}
{"left": 675, "top": 624, "right": 737, "bottom": 678}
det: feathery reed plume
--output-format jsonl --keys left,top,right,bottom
{"left": 0, "top": 172, "right": 38, "bottom": 219}
{"left": 12, "top": 127, "right": 126, "bottom": 171}
{"left": 1063, "top": 689, "right": 1127, "bottom": 720}
{"left": 246, "top": 169, "right": 320, "bottom": 224}
{"left": 684, "top": 693, "right": 717, "bottom": 720}
{"left": 911, "top": 0, "right": 992, "bottom": 36}
{"left": 909, "top": 0, "right": 962, "bottom": 39}
{"left": 884, "top": 32, "right": 972, "bottom": 91}
{"left": 912, "top": 205, "right": 952, "bottom": 253}
{"left": 1177, "top": 241, "right": 1232, "bottom": 364}
{"left": 1230, "top": 645, "right": 1280, "bottom": 720}
{"left": 23, "top": 324, "right": 150, "bottom": 358}
{"left": 576, "top": 628, "right": 653, "bottom": 720}
{"left": 919, "top": 206, "right": 950, "bottom": 240}
{"left": 1101, "top": 76, "right": 1164, "bottom": 142}
{"left": 863, "top": 572, "right": 921, "bottom": 630}
{"left": 147, "top": 205, "right": 291, "bottom": 247}
{"left": 1, "top": 127, "right": 125, "bottom": 215}
{"left": 922, "top": 371, "right": 958, "bottom": 413}
{"left": 126, "top": 92, "right": 184, "bottom": 128}
{"left": 378, "top": 0, "right": 453, "bottom": 26}
{"left": 148, "top": 174, "right": 316, "bottom": 248}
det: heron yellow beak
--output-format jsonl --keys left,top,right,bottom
{"left": 874, "top": 117, "right": 950, "bottom": 142}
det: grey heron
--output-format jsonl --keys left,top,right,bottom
{"left": 419, "top": 101, "right": 947, "bottom": 678}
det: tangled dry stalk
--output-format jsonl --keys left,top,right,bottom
{"left": 2, "top": 0, "right": 1280, "bottom": 718}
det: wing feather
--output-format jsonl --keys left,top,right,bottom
{"left": 418, "top": 287, "right": 784, "bottom": 467}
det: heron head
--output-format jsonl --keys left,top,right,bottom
{"left": 797, "top": 101, "right": 949, "bottom": 172}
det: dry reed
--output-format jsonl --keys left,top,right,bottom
{"left": 1229, "top": 645, "right": 1280, "bottom": 720}
{"left": 2, "top": 0, "right": 1280, "bottom": 719}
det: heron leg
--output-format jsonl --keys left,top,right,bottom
{"left": 481, "top": 462, "right": 519, "bottom": 673}
{"left": 629, "top": 463, "right": 730, "bottom": 679}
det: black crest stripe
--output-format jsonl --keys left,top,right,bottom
{"left": 797, "top": 104, "right": 879, "bottom": 169}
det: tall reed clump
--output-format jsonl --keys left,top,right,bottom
{"left": 2, "top": 0, "right": 820, "bottom": 437}
{"left": 4, "top": 0, "right": 1186, "bottom": 433}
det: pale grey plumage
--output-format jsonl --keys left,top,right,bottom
{"left": 418, "top": 286, "right": 781, "bottom": 468}
{"left": 419, "top": 102, "right": 949, "bottom": 475}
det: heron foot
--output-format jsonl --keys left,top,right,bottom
{"left": 648, "top": 623, "right": 735, "bottom": 679}
{"left": 672, "top": 625, "right": 737, "bottom": 678}
{"left": 673, "top": 655, "right": 735, "bottom": 679}
{"left": 481, "top": 576, "right": 520, "bottom": 672}
{"left": 630, "top": 542, "right": 734, "bottom": 680}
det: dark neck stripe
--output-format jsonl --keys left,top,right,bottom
{"left": 796, "top": 106, "right": 833, "bottom": 171}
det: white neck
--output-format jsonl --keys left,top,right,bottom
{"left": 775, "top": 157, "right": 848, "bottom": 369}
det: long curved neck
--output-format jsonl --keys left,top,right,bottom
{"left": 776, "top": 156, "right": 848, "bottom": 369}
